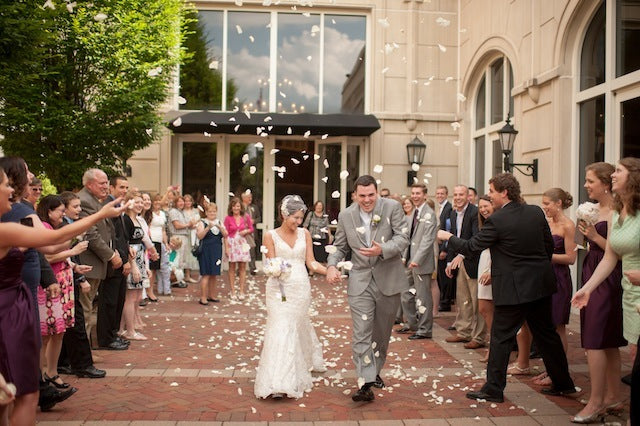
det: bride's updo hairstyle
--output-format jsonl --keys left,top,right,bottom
{"left": 280, "top": 195, "right": 307, "bottom": 219}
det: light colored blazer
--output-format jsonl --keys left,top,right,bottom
{"left": 328, "top": 197, "right": 409, "bottom": 297}
{"left": 77, "top": 187, "right": 115, "bottom": 280}
{"left": 406, "top": 203, "right": 438, "bottom": 275}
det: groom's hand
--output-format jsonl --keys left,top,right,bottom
{"left": 359, "top": 240, "right": 382, "bottom": 257}
{"left": 326, "top": 266, "right": 341, "bottom": 284}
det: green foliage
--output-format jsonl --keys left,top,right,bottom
{"left": 180, "top": 10, "right": 237, "bottom": 110}
{"left": 0, "top": 0, "right": 193, "bottom": 190}
{"left": 39, "top": 175, "right": 58, "bottom": 197}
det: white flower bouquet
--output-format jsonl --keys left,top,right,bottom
{"left": 263, "top": 257, "right": 292, "bottom": 301}
{"left": 575, "top": 202, "right": 599, "bottom": 226}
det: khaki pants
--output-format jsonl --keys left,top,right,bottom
{"left": 78, "top": 278, "right": 101, "bottom": 343}
{"left": 453, "top": 263, "right": 486, "bottom": 344}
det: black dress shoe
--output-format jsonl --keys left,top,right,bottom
{"left": 447, "top": 325, "right": 456, "bottom": 331}
{"left": 115, "top": 337, "right": 130, "bottom": 346}
{"left": 72, "top": 365, "right": 106, "bottom": 378}
{"left": 39, "top": 385, "right": 77, "bottom": 411}
{"left": 540, "top": 386, "right": 577, "bottom": 396}
{"left": 466, "top": 390, "right": 504, "bottom": 403}
{"left": 198, "top": 300, "right": 209, "bottom": 306}
{"left": 396, "top": 326, "right": 414, "bottom": 334}
{"left": 351, "top": 385, "right": 374, "bottom": 402}
{"left": 394, "top": 319, "right": 402, "bottom": 325}
{"left": 96, "top": 341, "right": 128, "bottom": 351}
{"left": 373, "top": 375, "right": 385, "bottom": 389}
{"left": 57, "top": 365, "right": 73, "bottom": 375}
{"left": 408, "top": 333, "right": 432, "bottom": 340}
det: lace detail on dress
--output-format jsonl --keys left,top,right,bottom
{"left": 254, "top": 228, "right": 325, "bottom": 399}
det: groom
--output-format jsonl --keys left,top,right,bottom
{"left": 327, "top": 175, "right": 409, "bottom": 402}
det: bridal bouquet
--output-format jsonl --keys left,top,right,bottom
{"left": 263, "top": 257, "right": 292, "bottom": 301}
{"left": 575, "top": 202, "right": 599, "bottom": 226}
{"left": 575, "top": 202, "right": 599, "bottom": 248}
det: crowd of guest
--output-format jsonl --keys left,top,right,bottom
{"left": 1, "top": 153, "right": 639, "bottom": 425}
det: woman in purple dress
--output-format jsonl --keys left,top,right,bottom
{"left": 572, "top": 162, "right": 625, "bottom": 422}
{"left": 0, "top": 167, "right": 124, "bottom": 425}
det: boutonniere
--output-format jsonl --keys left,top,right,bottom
{"left": 372, "top": 214, "right": 381, "bottom": 226}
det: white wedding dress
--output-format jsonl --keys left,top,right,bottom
{"left": 254, "top": 228, "right": 325, "bottom": 399}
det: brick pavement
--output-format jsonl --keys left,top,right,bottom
{"left": 37, "top": 274, "right": 632, "bottom": 425}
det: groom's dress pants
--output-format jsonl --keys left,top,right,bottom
{"left": 348, "top": 279, "right": 401, "bottom": 383}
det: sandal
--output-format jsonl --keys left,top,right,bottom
{"left": 507, "top": 363, "right": 531, "bottom": 375}
{"left": 45, "top": 373, "right": 70, "bottom": 389}
{"left": 122, "top": 331, "right": 148, "bottom": 341}
{"left": 532, "top": 371, "right": 552, "bottom": 386}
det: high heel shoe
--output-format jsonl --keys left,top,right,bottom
{"left": 44, "top": 373, "right": 70, "bottom": 389}
{"left": 571, "top": 409, "right": 605, "bottom": 424}
{"left": 604, "top": 401, "right": 624, "bottom": 415}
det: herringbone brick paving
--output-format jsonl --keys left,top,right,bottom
{"left": 36, "top": 274, "right": 632, "bottom": 425}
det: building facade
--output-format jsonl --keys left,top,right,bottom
{"left": 127, "top": 0, "right": 640, "bottom": 230}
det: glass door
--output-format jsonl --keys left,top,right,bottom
{"left": 227, "top": 140, "right": 265, "bottom": 234}
{"left": 272, "top": 140, "right": 315, "bottom": 227}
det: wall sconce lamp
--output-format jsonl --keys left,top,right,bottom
{"left": 498, "top": 114, "right": 538, "bottom": 182}
{"left": 406, "top": 136, "right": 426, "bottom": 186}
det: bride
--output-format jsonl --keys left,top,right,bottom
{"left": 254, "top": 195, "right": 327, "bottom": 399}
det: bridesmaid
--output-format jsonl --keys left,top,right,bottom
{"left": 573, "top": 162, "right": 625, "bottom": 423}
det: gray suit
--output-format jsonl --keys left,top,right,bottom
{"left": 400, "top": 204, "right": 438, "bottom": 336}
{"left": 328, "top": 197, "right": 409, "bottom": 383}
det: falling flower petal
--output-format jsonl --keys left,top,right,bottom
{"left": 260, "top": 245, "right": 268, "bottom": 254}
{"left": 356, "top": 227, "right": 366, "bottom": 234}
{"left": 236, "top": 25, "right": 243, "bottom": 34}
{"left": 451, "top": 122, "right": 461, "bottom": 130}
{"left": 411, "top": 163, "right": 420, "bottom": 172}
{"left": 170, "top": 382, "right": 179, "bottom": 387}
{"left": 445, "top": 76, "right": 454, "bottom": 82}
{"left": 241, "top": 153, "right": 249, "bottom": 164}
{"left": 321, "top": 176, "right": 328, "bottom": 183}
{"left": 378, "top": 18, "right": 390, "bottom": 28}
{"left": 177, "top": 96, "right": 187, "bottom": 105}
{"left": 291, "top": 158, "right": 300, "bottom": 165}
{"left": 325, "top": 245, "right": 337, "bottom": 254}
{"left": 323, "top": 159, "right": 330, "bottom": 169}
{"left": 209, "top": 60, "right": 219, "bottom": 70}
{"left": 303, "top": 130, "right": 311, "bottom": 138}
{"left": 453, "top": 140, "right": 461, "bottom": 146}
{"left": 340, "top": 170, "right": 349, "bottom": 180}
{"left": 94, "top": 12, "right": 108, "bottom": 21}
{"left": 172, "top": 117, "right": 182, "bottom": 127}
{"left": 314, "top": 154, "right": 320, "bottom": 160}
{"left": 287, "top": 127, "right": 293, "bottom": 135}
{"left": 270, "top": 149, "right": 279, "bottom": 154}
{"left": 331, "top": 191, "right": 340, "bottom": 199}
{"left": 436, "top": 17, "right": 451, "bottom": 26}
{"left": 438, "top": 44, "right": 447, "bottom": 52}
{"left": 373, "top": 164, "right": 383, "bottom": 174}
{"left": 42, "top": 0, "right": 55, "bottom": 10}
{"left": 249, "top": 165, "right": 257, "bottom": 174}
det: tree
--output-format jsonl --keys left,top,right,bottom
{"left": 0, "top": 0, "right": 192, "bottom": 190}
{"left": 179, "top": 10, "right": 237, "bottom": 110}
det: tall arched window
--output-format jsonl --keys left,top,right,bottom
{"left": 576, "top": 0, "right": 640, "bottom": 203}
{"left": 472, "top": 56, "right": 514, "bottom": 195}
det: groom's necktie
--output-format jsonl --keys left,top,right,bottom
{"left": 408, "top": 208, "right": 419, "bottom": 259}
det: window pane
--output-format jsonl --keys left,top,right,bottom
{"left": 273, "top": 140, "right": 315, "bottom": 226}
{"left": 228, "top": 12, "right": 271, "bottom": 112}
{"left": 622, "top": 96, "right": 640, "bottom": 158}
{"left": 490, "top": 59, "right": 504, "bottom": 124}
{"left": 475, "top": 77, "right": 486, "bottom": 130}
{"left": 578, "top": 95, "right": 605, "bottom": 203}
{"left": 229, "top": 142, "right": 264, "bottom": 216}
{"left": 317, "top": 144, "right": 341, "bottom": 222}
{"left": 346, "top": 144, "right": 360, "bottom": 193}
{"left": 492, "top": 139, "right": 503, "bottom": 178}
{"left": 581, "top": 3, "right": 605, "bottom": 91}
{"left": 616, "top": 0, "right": 640, "bottom": 77}
{"left": 277, "top": 14, "right": 320, "bottom": 113}
{"left": 183, "top": 142, "right": 216, "bottom": 201}
{"left": 474, "top": 136, "right": 485, "bottom": 195}
{"left": 180, "top": 11, "right": 225, "bottom": 110}
{"left": 323, "top": 15, "right": 366, "bottom": 114}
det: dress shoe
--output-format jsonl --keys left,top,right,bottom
{"left": 139, "top": 299, "right": 148, "bottom": 307}
{"left": 408, "top": 333, "right": 431, "bottom": 340}
{"left": 96, "top": 341, "right": 128, "bottom": 351}
{"left": 115, "top": 337, "right": 130, "bottom": 346}
{"left": 466, "top": 390, "right": 504, "bottom": 403}
{"left": 621, "top": 373, "right": 632, "bottom": 386}
{"left": 198, "top": 300, "right": 209, "bottom": 306}
{"left": 147, "top": 297, "right": 159, "bottom": 302}
{"left": 447, "top": 325, "right": 456, "bottom": 331}
{"left": 445, "top": 335, "right": 470, "bottom": 343}
{"left": 207, "top": 298, "right": 220, "bottom": 303}
{"left": 540, "top": 386, "right": 577, "bottom": 396}
{"left": 39, "top": 385, "right": 77, "bottom": 411}
{"left": 373, "top": 375, "right": 385, "bottom": 389}
{"left": 464, "top": 341, "right": 485, "bottom": 349}
{"left": 394, "top": 319, "right": 402, "bottom": 325}
{"left": 57, "top": 365, "right": 73, "bottom": 375}
{"left": 351, "top": 385, "right": 374, "bottom": 402}
{"left": 72, "top": 365, "right": 106, "bottom": 378}
{"left": 395, "top": 326, "right": 413, "bottom": 334}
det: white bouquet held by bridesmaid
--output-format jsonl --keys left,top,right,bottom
{"left": 263, "top": 257, "right": 292, "bottom": 301}
{"left": 575, "top": 202, "right": 599, "bottom": 226}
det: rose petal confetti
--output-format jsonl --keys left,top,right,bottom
{"left": 236, "top": 25, "right": 243, "bottom": 34}
{"left": 373, "top": 164, "right": 383, "bottom": 173}
{"left": 324, "top": 245, "right": 337, "bottom": 254}
{"left": 438, "top": 44, "right": 447, "bottom": 52}
{"left": 172, "top": 117, "right": 182, "bottom": 127}
{"left": 340, "top": 170, "right": 349, "bottom": 180}
{"left": 94, "top": 13, "right": 108, "bottom": 22}
{"left": 249, "top": 166, "right": 256, "bottom": 174}
{"left": 331, "top": 191, "right": 340, "bottom": 198}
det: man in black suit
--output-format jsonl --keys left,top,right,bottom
{"left": 444, "top": 185, "right": 485, "bottom": 349}
{"left": 438, "top": 173, "right": 575, "bottom": 402}
{"left": 435, "top": 186, "right": 454, "bottom": 311}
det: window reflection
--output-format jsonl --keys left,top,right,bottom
{"left": 578, "top": 95, "right": 605, "bottom": 203}
{"left": 581, "top": 3, "right": 605, "bottom": 91}
{"left": 324, "top": 15, "right": 366, "bottom": 114}
{"left": 228, "top": 12, "right": 271, "bottom": 112}
{"left": 490, "top": 59, "right": 504, "bottom": 124}
{"left": 474, "top": 136, "right": 485, "bottom": 195}
{"left": 180, "top": 11, "right": 226, "bottom": 110}
{"left": 475, "top": 77, "right": 486, "bottom": 130}
{"left": 183, "top": 142, "right": 216, "bottom": 202}
{"left": 616, "top": 0, "right": 640, "bottom": 77}
{"left": 277, "top": 14, "right": 320, "bottom": 114}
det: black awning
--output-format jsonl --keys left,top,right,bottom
{"left": 167, "top": 111, "right": 380, "bottom": 137}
